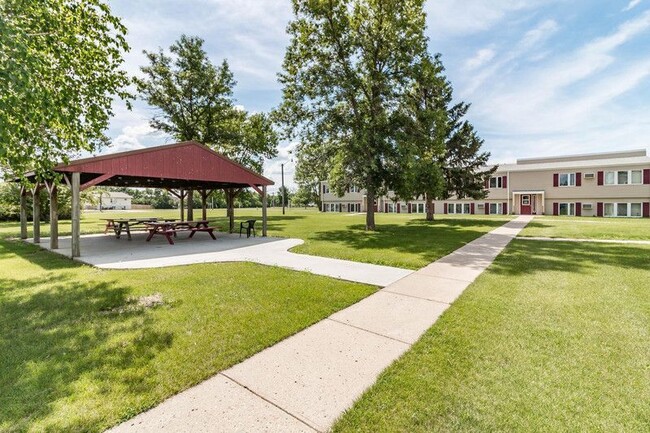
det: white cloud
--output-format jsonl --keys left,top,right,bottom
{"left": 464, "top": 47, "right": 496, "bottom": 70}
{"left": 623, "top": 0, "right": 643, "bottom": 12}
{"left": 107, "top": 122, "right": 164, "bottom": 154}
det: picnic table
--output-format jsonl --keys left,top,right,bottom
{"left": 145, "top": 220, "right": 217, "bottom": 245}
{"left": 102, "top": 218, "right": 176, "bottom": 240}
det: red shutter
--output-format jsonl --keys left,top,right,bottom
{"left": 553, "top": 202, "right": 559, "bottom": 216}
{"left": 397, "top": 203, "right": 401, "bottom": 213}
{"left": 643, "top": 202, "right": 650, "bottom": 218}
{"left": 502, "top": 202, "right": 508, "bottom": 215}
{"left": 485, "top": 203, "right": 489, "bottom": 215}
{"left": 444, "top": 203, "right": 448, "bottom": 214}
{"left": 484, "top": 178, "right": 489, "bottom": 189}
{"left": 553, "top": 173, "right": 559, "bottom": 187}
{"left": 576, "top": 172, "right": 582, "bottom": 187}
{"left": 470, "top": 203, "right": 475, "bottom": 214}
{"left": 597, "top": 171, "right": 604, "bottom": 186}
{"left": 384, "top": 203, "right": 388, "bottom": 213}
{"left": 575, "top": 202, "right": 582, "bottom": 216}
{"left": 373, "top": 203, "right": 378, "bottom": 212}
{"left": 597, "top": 202, "right": 604, "bottom": 217}
{"left": 644, "top": 169, "right": 650, "bottom": 185}
{"left": 502, "top": 176, "right": 508, "bottom": 189}
{"left": 407, "top": 203, "right": 412, "bottom": 213}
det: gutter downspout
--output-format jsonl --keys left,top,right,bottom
{"left": 507, "top": 170, "right": 511, "bottom": 214}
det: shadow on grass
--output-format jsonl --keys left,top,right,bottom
{"left": 0, "top": 239, "right": 79, "bottom": 271}
{"left": 308, "top": 218, "right": 506, "bottom": 259}
{"left": 0, "top": 273, "right": 174, "bottom": 430}
{"left": 488, "top": 239, "right": 650, "bottom": 276}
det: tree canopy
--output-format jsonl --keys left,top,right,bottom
{"left": 278, "top": 0, "right": 429, "bottom": 230}
{"left": 396, "top": 54, "right": 496, "bottom": 220}
{"left": 0, "top": 0, "right": 132, "bottom": 181}
{"left": 136, "top": 35, "right": 278, "bottom": 173}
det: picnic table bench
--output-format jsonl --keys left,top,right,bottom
{"left": 145, "top": 220, "right": 217, "bottom": 245}
{"left": 102, "top": 218, "right": 176, "bottom": 240}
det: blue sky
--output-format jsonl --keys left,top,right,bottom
{"left": 107, "top": 0, "right": 650, "bottom": 191}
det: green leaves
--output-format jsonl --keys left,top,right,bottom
{"left": 136, "top": 35, "right": 278, "bottom": 173}
{"left": 0, "top": 0, "right": 132, "bottom": 182}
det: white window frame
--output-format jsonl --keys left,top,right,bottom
{"left": 387, "top": 202, "right": 397, "bottom": 213}
{"left": 558, "top": 202, "right": 576, "bottom": 216}
{"left": 417, "top": 203, "right": 425, "bottom": 213}
{"left": 604, "top": 170, "right": 643, "bottom": 186}
{"left": 349, "top": 185, "right": 360, "bottom": 193}
{"left": 559, "top": 173, "right": 576, "bottom": 187}
{"left": 448, "top": 203, "right": 471, "bottom": 214}
{"left": 489, "top": 176, "right": 502, "bottom": 189}
{"left": 322, "top": 184, "right": 330, "bottom": 194}
{"left": 603, "top": 202, "right": 643, "bottom": 218}
{"left": 489, "top": 203, "right": 503, "bottom": 215}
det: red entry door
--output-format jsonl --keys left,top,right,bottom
{"left": 520, "top": 195, "right": 532, "bottom": 215}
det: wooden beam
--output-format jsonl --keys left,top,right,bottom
{"left": 262, "top": 185, "right": 268, "bottom": 237}
{"left": 71, "top": 172, "right": 81, "bottom": 257}
{"left": 187, "top": 188, "right": 194, "bottom": 221}
{"left": 32, "top": 184, "right": 41, "bottom": 243}
{"left": 48, "top": 184, "right": 59, "bottom": 249}
{"left": 19, "top": 186, "right": 28, "bottom": 239}
{"left": 201, "top": 189, "right": 208, "bottom": 221}
{"left": 80, "top": 173, "right": 113, "bottom": 191}
{"left": 249, "top": 184, "right": 263, "bottom": 195}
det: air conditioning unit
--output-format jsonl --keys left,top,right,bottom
{"left": 584, "top": 173, "right": 595, "bottom": 180}
{"left": 477, "top": 203, "right": 485, "bottom": 207}
{"left": 582, "top": 203, "right": 593, "bottom": 210}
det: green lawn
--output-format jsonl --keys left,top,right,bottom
{"left": 0, "top": 239, "right": 375, "bottom": 432}
{"left": 520, "top": 215, "right": 650, "bottom": 240}
{"left": 333, "top": 240, "right": 650, "bottom": 432}
{"left": 2, "top": 207, "right": 511, "bottom": 269}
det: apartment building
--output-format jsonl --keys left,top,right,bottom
{"left": 320, "top": 149, "right": 650, "bottom": 217}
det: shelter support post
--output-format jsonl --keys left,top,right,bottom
{"left": 32, "top": 185, "right": 41, "bottom": 243}
{"left": 200, "top": 189, "right": 210, "bottom": 221}
{"left": 19, "top": 186, "right": 28, "bottom": 239}
{"left": 262, "top": 185, "right": 267, "bottom": 237}
{"left": 71, "top": 173, "right": 81, "bottom": 258}
{"left": 46, "top": 182, "right": 59, "bottom": 249}
{"left": 187, "top": 188, "right": 194, "bottom": 221}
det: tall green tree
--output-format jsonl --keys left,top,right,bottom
{"left": 136, "top": 35, "right": 278, "bottom": 173}
{"left": 278, "top": 0, "right": 428, "bottom": 230}
{"left": 0, "top": 0, "right": 132, "bottom": 180}
{"left": 396, "top": 54, "right": 495, "bottom": 221}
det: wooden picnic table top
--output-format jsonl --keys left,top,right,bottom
{"left": 145, "top": 220, "right": 210, "bottom": 227}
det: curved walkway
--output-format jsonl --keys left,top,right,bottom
{"left": 107, "top": 216, "right": 532, "bottom": 433}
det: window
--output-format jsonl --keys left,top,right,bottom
{"left": 349, "top": 185, "right": 360, "bottom": 193}
{"left": 559, "top": 173, "right": 576, "bottom": 187}
{"left": 605, "top": 170, "right": 643, "bottom": 185}
{"left": 489, "top": 177, "right": 502, "bottom": 188}
{"left": 387, "top": 202, "right": 396, "bottom": 213}
{"left": 322, "top": 184, "right": 330, "bottom": 194}
{"left": 522, "top": 195, "right": 530, "bottom": 205}
{"left": 489, "top": 203, "right": 502, "bottom": 215}
{"left": 559, "top": 203, "right": 575, "bottom": 216}
{"left": 417, "top": 203, "right": 425, "bottom": 213}
{"left": 448, "top": 203, "right": 472, "bottom": 214}
{"left": 604, "top": 202, "right": 643, "bottom": 217}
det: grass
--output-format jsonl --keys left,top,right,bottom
{"left": 332, "top": 239, "right": 650, "bottom": 432}
{"left": 520, "top": 215, "right": 650, "bottom": 240}
{"left": 0, "top": 239, "right": 375, "bottom": 432}
{"left": 1, "top": 207, "right": 512, "bottom": 269}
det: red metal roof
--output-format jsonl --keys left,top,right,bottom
{"left": 52, "top": 141, "right": 273, "bottom": 189}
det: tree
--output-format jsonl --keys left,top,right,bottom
{"left": 292, "top": 185, "right": 317, "bottom": 208}
{"left": 0, "top": 0, "right": 132, "bottom": 180}
{"left": 136, "top": 35, "right": 279, "bottom": 230}
{"left": 396, "top": 54, "right": 496, "bottom": 221}
{"left": 278, "top": 0, "right": 428, "bottom": 230}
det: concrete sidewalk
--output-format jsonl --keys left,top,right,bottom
{"left": 28, "top": 233, "right": 412, "bottom": 287}
{"left": 107, "top": 216, "right": 533, "bottom": 433}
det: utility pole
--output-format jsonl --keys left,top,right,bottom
{"left": 281, "top": 163, "right": 286, "bottom": 215}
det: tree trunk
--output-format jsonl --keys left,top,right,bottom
{"left": 425, "top": 192, "right": 435, "bottom": 221}
{"left": 366, "top": 189, "right": 376, "bottom": 231}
